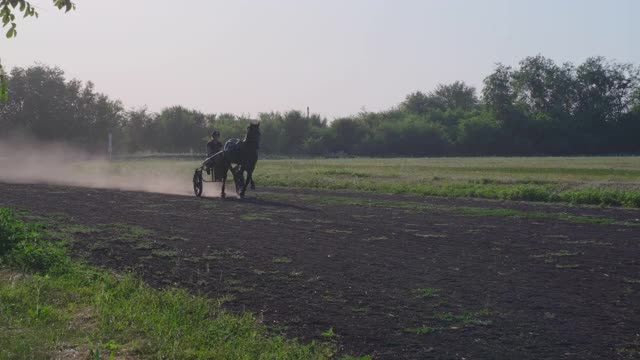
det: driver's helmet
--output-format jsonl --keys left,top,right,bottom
{"left": 211, "top": 129, "right": 220, "bottom": 138}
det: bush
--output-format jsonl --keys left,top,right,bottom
{"left": 0, "top": 208, "right": 35, "bottom": 257}
{"left": 0, "top": 208, "right": 71, "bottom": 274}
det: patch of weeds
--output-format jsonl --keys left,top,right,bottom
{"left": 315, "top": 169, "right": 370, "bottom": 178}
{"left": 546, "top": 234, "right": 569, "bottom": 239}
{"left": 532, "top": 249, "right": 581, "bottom": 261}
{"left": 404, "top": 326, "right": 435, "bottom": 334}
{"left": 167, "top": 235, "right": 189, "bottom": 242}
{"left": 253, "top": 269, "right": 266, "bottom": 275}
{"left": 240, "top": 213, "right": 272, "bottom": 221}
{"left": 432, "top": 299, "right": 449, "bottom": 307}
{"left": 456, "top": 207, "right": 619, "bottom": 226}
{"left": 60, "top": 224, "right": 101, "bottom": 235}
{"left": 323, "top": 229, "right": 352, "bottom": 234}
{"left": 412, "top": 287, "right": 440, "bottom": 299}
{"left": 289, "top": 270, "right": 303, "bottom": 277}
{"left": 273, "top": 257, "right": 292, "bottom": 264}
{"left": 321, "top": 327, "right": 335, "bottom": 338}
{"left": 623, "top": 278, "right": 640, "bottom": 284}
{"left": 550, "top": 249, "right": 580, "bottom": 257}
{"left": 88, "top": 242, "right": 110, "bottom": 251}
{"left": 364, "top": 235, "right": 387, "bottom": 241}
{"left": 555, "top": 264, "right": 580, "bottom": 269}
{"left": 229, "top": 252, "right": 245, "bottom": 260}
{"left": 224, "top": 279, "right": 243, "bottom": 286}
{"left": 352, "top": 214, "right": 375, "bottom": 219}
{"left": 561, "top": 240, "right": 612, "bottom": 245}
{"left": 433, "top": 309, "right": 492, "bottom": 327}
{"left": 414, "top": 233, "right": 446, "bottom": 238}
{"left": 103, "top": 223, "right": 153, "bottom": 241}
{"left": 322, "top": 292, "right": 346, "bottom": 303}
{"left": 340, "top": 355, "right": 372, "bottom": 360}
{"left": 616, "top": 342, "right": 640, "bottom": 356}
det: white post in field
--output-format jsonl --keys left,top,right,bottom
{"left": 108, "top": 132, "right": 113, "bottom": 161}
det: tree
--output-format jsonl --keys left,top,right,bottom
{"left": 430, "top": 81, "right": 478, "bottom": 111}
{"left": 482, "top": 63, "right": 516, "bottom": 120}
{"left": 511, "top": 55, "right": 576, "bottom": 119}
{"left": 1, "top": 0, "right": 75, "bottom": 100}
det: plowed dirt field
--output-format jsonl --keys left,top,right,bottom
{"left": 2, "top": 182, "right": 639, "bottom": 359}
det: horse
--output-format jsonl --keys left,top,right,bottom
{"left": 218, "top": 121, "right": 260, "bottom": 198}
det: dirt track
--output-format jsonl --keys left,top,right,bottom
{"left": 2, "top": 182, "right": 640, "bottom": 359}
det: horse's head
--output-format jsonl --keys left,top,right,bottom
{"left": 245, "top": 121, "right": 261, "bottom": 149}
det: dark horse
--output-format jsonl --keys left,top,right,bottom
{"left": 218, "top": 121, "right": 260, "bottom": 198}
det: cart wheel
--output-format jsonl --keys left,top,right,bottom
{"left": 193, "top": 170, "right": 203, "bottom": 197}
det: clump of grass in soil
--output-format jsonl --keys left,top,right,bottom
{"left": 273, "top": 256, "right": 293, "bottom": 264}
{"left": 0, "top": 208, "right": 337, "bottom": 359}
{"left": 404, "top": 326, "right": 435, "bottom": 334}
{"left": 412, "top": 287, "right": 440, "bottom": 299}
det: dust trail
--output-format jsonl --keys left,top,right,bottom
{"left": 0, "top": 138, "right": 209, "bottom": 196}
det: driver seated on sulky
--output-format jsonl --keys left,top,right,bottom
{"left": 205, "top": 129, "right": 223, "bottom": 175}
{"left": 207, "top": 129, "right": 223, "bottom": 157}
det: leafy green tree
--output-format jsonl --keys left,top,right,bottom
{"left": 0, "top": 0, "right": 75, "bottom": 100}
{"left": 430, "top": 81, "right": 478, "bottom": 111}
{"left": 482, "top": 63, "right": 516, "bottom": 120}
{"left": 327, "top": 118, "right": 367, "bottom": 154}
{"left": 153, "top": 106, "right": 207, "bottom": 153}
{"left": 511, "top": 55, "right": 576, "bottom": 119}
{"left": 122, "top": 108, "right": 153, "bottom": 153}
{"left": 400, "top": 91, "right": 435, "bottom": 115}
{"left": 456, "top": 113, "right": 504, "bottom": 155}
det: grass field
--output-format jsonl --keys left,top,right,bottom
{"left": 84, "top": 156, "right": 640, "bottom": 207}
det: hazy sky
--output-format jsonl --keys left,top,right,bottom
{"left": 0, "top": 0, "right": 637, "bottom": 119}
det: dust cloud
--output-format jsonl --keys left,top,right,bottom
{"left": 0, "top": 138, "right": 205, "bottom": 196}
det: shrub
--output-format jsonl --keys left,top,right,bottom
{"left": 0, "top": 208, "right": 71, "bottom": 274}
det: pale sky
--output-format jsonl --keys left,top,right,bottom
{"left": 0, "top": 0, "right": 637, "bottom": 119}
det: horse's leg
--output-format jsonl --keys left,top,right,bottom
{"left": 250, "top": 178, "right": 256, "bottom": 190}
{"left": 240, "top": 169, "right": 253, "bottom": 198}
{"left": 220, "top": 164, "right": 228, "bottom": 198}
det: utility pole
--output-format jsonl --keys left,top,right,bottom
{"left": 307, "top": 106, "right": 309, "bottom": 119}
{"left": 108, "top": 132, "right": 113, "bottom": 161}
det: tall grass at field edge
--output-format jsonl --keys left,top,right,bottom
{"left": 257, "top": 176, "right": 640, "bottom": 207}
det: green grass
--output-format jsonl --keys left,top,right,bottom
{"left": 455, "top": 207, "right": 621, "bottom": 225}
{"left": 412, "top": 288, "right": 440, "bottom": 299}
{"left": 273, "top": 256, "right": 293, "bottom": 264}
{"left": 433, "top": 309, "right": 492, "bottom": 327}
{"left": 0, "top": 208, "right": 338, "bottom": 359}
{"left": 404, "top": 326, "right": 435, "bottom": 334}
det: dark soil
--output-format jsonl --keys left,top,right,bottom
{"left": 1, "top": 182, "right": 639, "bottom": 359}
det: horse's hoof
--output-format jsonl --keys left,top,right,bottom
{"left": 239, "top": 192, "right": 245, "bottom": 199}
{"left": 221, "top": 193, "right": 226, "bottom": 199}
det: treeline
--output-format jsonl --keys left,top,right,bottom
{"left": 1, "top": 56, "right": 639, "bottom": 156}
